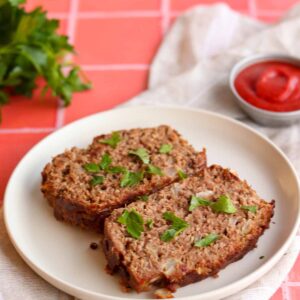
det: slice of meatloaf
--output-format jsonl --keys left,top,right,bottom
{"left": 41, "top": 125, "right": 206, "bottom": 232}
{"left": 103, "top": 165, "right": 275, "bottom": 293}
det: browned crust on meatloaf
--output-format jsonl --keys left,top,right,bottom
{"left": 103, "top": 165, "right": 275, "bottom": 293}
{"left": 41, "top": 125, "right": 206, "bottom": 232}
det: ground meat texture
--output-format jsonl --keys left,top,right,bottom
{"left": 103, "top": 165, "right": 275, "bottom": 293}
{"left": 41, "top": 125, "right": 206, "bottom": 232}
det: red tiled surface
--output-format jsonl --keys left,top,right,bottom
{"left": 64, "top": 70, "right": 148, "bottom": 123}
{"left": 171, "top": 0, "right": 249, "bottom": 11}
{"left": 255, "top": 0, "right": 298, "bottom": 11}
{"left": 0, "top": 133, "right": 49, "bottom": 200}
{"left": 289, "top": 287, "right": 300, "bottom": 299}
{"left": 2, "top": 0, "right": 300, "bottom": 299}
{"left": 79, "top": 0, "right": 160, "bottom": 12}
{"left": 75, "top": 18, "right": 161, "bottom": 64}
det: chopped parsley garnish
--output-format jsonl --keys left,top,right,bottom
{"left": 189, "top": 196, "right": 211, "bottom": 211}
{"left": 194, "top": 233, "right": 219, "bottom": 247}
{"left": 117, "top": 209, "right": 144, "bottom": 239}
{"left": 211, "top": 195, "right": 237, "bottom": 214}
{"left": 90, "top": 175, "right": 104, "bottom": 186}
{"left": 161, "top": 212, "right": 189, "bottom": 242}
{"left": 147, "top": 164, "right": 164, "bottom": 176}
{"left": 138, "top": 195, "right": 149, "bottom": 202}
{"left": 159, "top": 144, "right": 173, "bottom": 154}
{"left": 108, "top": 166, "right": 126, "bottom": 174}
{"left": 241, "top": 205, "right": 257, "bottom": 213}
{"left": 99, "top": 153, "right": 112, "bottom": 171}
{"left": 99, "top": 132, "right": 121, "bottom": 149}
{"left": 120, "top": 170, "right": 144, "bottom": 187}
{"left": 128, "top": 148, "right": 150, "bottom": 164}
{"left": 177, "top": 169, "right": 187, "bottom": 180}
{"left": 83, "top": 163, "right": 100, "bottom": 173}
{"left": 146, "top": 219, "right": 153, "bottom": 229}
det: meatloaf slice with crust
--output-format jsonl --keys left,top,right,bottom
{"left": 41, "top": 125, "right": 206, "bottom": 232}
{"left": 103, "top": 165, "right": 275, "bottom": 293}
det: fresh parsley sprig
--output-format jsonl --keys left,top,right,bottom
{"left": 0, "top": 0, "right": 91, "bottom": 118}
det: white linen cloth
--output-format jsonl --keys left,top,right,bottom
{"left": 1, "top": 3, "right": 300, "bottom": 300}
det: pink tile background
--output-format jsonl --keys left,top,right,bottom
{"left": 2, "top": 0, "right": 299, "bottom": 299}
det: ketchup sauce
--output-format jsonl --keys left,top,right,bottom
{"left": 234, "top": 61, "right": 300, "bottom": 112}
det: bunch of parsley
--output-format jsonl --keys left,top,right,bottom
{"left": 0, "top": 0, "right": 91, "bottom": 114}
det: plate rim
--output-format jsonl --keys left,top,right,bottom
{"left": 4, "top": 105, "right": 300, "bottom": 300}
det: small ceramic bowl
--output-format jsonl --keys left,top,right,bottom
{"left": 229, "top": 54, "right": 300, "bottom": 126}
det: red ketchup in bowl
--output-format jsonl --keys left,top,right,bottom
{"left": 234, "top": 61, "right": 300, "bottom": 112}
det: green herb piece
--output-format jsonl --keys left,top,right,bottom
{"left": 259, "top": 256, "right": 265, "bottom": 260}
{"left": 138, "top": 195, "right": 149, "bottom": 202}
{"left": 129, "top": 148, "right": 150, "bottom": 164}
{"left": 161, "top": 212, "right": 189, "bottom": 242}
{"left": 99, "top": 153, "right": 112, "bottom": 171}
{"left": 177, "top": 169, "right": 187, "bottom": 180}
{"left": 90, "top": 175, "right": 104, "bottom": 186}
{"left": 159, "top": 144, "right": 173, "bottom": 154}
{"left": 189, "top": 195, "right": 211, "bottom": 211}
{"left": 99, "top": 132, "right": 121, "bottom": 149}
{"left": 194, "top": 233, "right": 219, "bottom": 247}
{"left": 241, "top": 205, "right": 257, "bottom": 213}
{"left": 108, "top": 166, "right": 126, "bottom": 174}
{"left": 0, "top": 1, "right": 91, "bottom": 119}
{"left": 147, "top": 164, "right": 164, "bottom": 176}
{"left": 117, "top": 210, "right": 129, "bottom": 225}
{"left": 117, "top": 209, "right": 144, "bottom": 239}
{"left": 83, "top": 163, "right": 100, "bottom": 173}
{"left": 146, "top": 219, "right": 153, "bottom": 229}
{"left": 211, "top": 195, "right": 237, "bottom": 214}
{"left": 120, "top": 170, "right": 144, "bottom": 188}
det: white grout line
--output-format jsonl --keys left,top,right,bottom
{"left": 55, "top": 0, "right": 79, "bottom": 129}
{"left": 0, "top": 128, "right": 54, "bottom": 134}
{"left": 248, "top": 0, "right": 257, "bottom": 18}
{"left": 161, "top": 0, "right": 170, "bottom": 35}
{"left": 81, "top": 64, "right": 149, "bottom": 71}
{"left": 282, "top": 280, "right": 291, "bottom": 300}
{"left": 285, "top": 281, "right": 300, "bottom": 286}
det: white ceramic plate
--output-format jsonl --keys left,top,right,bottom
{"left": 4, "top": 106, "right": 300, "bottom": 300}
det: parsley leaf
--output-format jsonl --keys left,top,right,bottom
{"left": 0, "top": 1, "right": 91, "bottom": 119}
{"left": 120, "top": 169, "right": 144, "bottom": 187}
{"left": 83, "top": 163, "right": 100, "bottom": 173}
{"left": 117, "top": 210, "right": 129, "bottom": 225}
{"left": 99, "top": 132, "right": 121, "bottom": 149}
{"left": 117, "top": 209, "right": 144, "bottom": 239}
{"left": 161, "top": 212, "right": 189, "bottom": 242}
{"left": 99, "top": 153, "right": 112, "bottom": 171}
{"left": 241, "top": 205, "right": 257, "bottom": 213}
{"left": 146, "top": 219, "right": 153, "bottom": 229}
{"left": 211, "top": 195, "right": 237, "bottom": 214}
{"left": 177, "top": 169, "right": 188, "bottom": 180}
{"left": 147, "top": 164, "right": 164, "bottom": 176}
{"left": 138, "top": 195, "right": 149, "bottom": 202}
{"left": 194, "top": 233, "right": 219, "bottom": 247}
{"left": 108, "top": 166, "right": 126, "bottom": 174}
{"left": 90, "top": 175, "right": 104, "bottom": 186}
{"left": 189, "top": 195, "right": 211, "bottom": 211}
{"left": 159, "top": 144, "right": 173, "bottom": 154}
{"left": 129, "top": 148, "right": 150, "bottom": 164}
